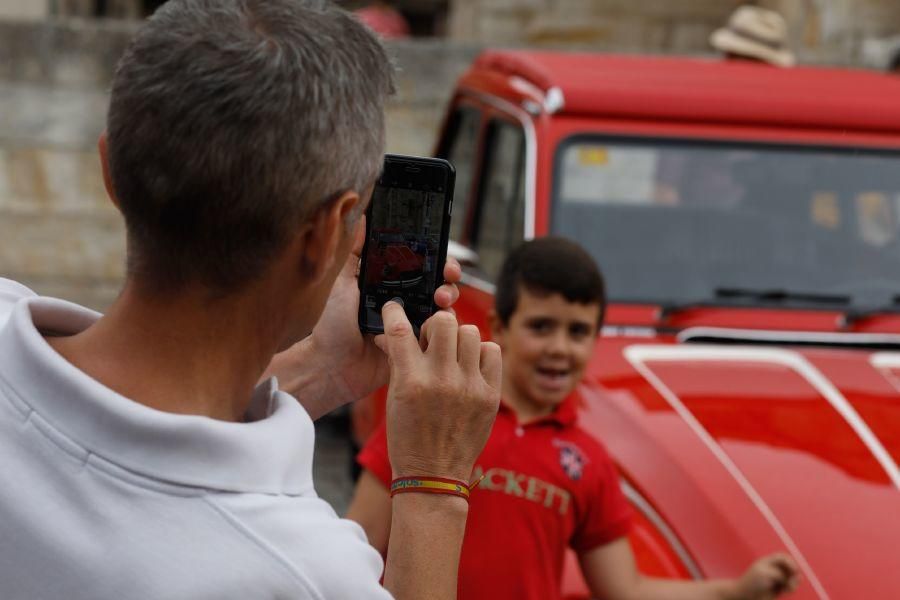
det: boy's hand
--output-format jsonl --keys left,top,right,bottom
{"left": 731, "top": 553, "right": 800, "bottom": 600}
{"left": 378, "top": 301, "right": 501, "bottom": 482}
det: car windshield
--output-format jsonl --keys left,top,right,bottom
{"left": 551, "top": 136, "right": 900, "bottom": 309}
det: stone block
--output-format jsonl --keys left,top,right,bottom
{"left": 387, "top": 40, "right": 482, "bottom": 105}
{"left": 668, "top": 21, "right": 720, "bottom": 55}
{"left": 0, "top": 0, "right": 50, "bottom": 20}
{"left": 0, "top": 18, "right": 134, "bottom": 86}
{"left": 0, "top": 210, "right": 125, "bottom": 283}
{"left": 0, "top": 82, "right": 109, "bottom": 150}
{"left": 0, "top": 148, "right": 108, "bottom": 212}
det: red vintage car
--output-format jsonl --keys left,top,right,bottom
{"left": 354, "top": 51, "right": 900, "bottom": 599}
{"left": 365, "top": 237, "right": 426, "bottom": 288}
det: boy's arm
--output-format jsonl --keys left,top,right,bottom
{"left": 346, "top": 469, "right": 392, "bottom": 555}
{"left": 579, "top": 537, "right": 801, "bottom": 600}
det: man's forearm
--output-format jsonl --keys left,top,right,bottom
{"left": 261, "top": 337, "right": 354, "bottom": 420}
{"left": 383, "top": 494, "right": 469, "bottom": 600}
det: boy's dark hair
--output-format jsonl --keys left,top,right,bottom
{"left": 495, "top": 237, "right": 606, "bottom": 330}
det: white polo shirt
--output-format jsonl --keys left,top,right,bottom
{"left": 0, "top": 279, "right": 391, "bottom": 599}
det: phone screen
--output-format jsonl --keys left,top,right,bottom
{"left": 359, "top": 156, "right": 454, "bottom": 334}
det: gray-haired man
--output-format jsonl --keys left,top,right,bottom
{"left": 0, "top": 1, "right": 500, "bottom": 599}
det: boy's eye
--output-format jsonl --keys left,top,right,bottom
{"left": 569, "top": 323, "right": 592, "bottom": 340}
{"left": 527, "top": 319, "right": 554, "bottom": 334}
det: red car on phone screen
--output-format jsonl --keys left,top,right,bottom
{"left": 354, "top": 51, "right": 900, "bottom": 599}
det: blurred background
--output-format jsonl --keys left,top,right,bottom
{"left": 2, "top": 0, "right": 900, "bottom": 311}
{"left": 1, "top": 0, "right": 900, "bottom": 511}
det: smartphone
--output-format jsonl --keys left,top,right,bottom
{"left": 358, "top": 154, "right": 455, "bottom": 335}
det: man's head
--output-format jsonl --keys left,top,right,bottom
{"left": 489, "top": 237, "right": 606, "bottom": 417}
{"left": 103, "top": 0, "right": 393, "bottom": 337}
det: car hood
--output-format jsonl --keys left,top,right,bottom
{"left": 583, "top": 340, "right": 900, "bottom": 599}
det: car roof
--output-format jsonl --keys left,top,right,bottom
{"left": 472, "top": 51, "right": 900, "bottom": 135}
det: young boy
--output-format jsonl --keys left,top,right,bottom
{"left": 348, "top": 237, "right": 800, "bottom": 600}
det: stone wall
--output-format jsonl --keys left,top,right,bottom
{"left": 0, "top": 19, "right": 478, "bottom": 310}
{"left": 449, "top": 0, "right": 900, "bottom": 66}
{"left": 2, "top": 4, "right": 898, "bottom": 311}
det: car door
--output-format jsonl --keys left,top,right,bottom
{"left": 438, "top": 107, "right": 527, "bottom": 333}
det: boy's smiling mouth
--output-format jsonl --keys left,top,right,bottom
{"left": 537, "top": 366, "right": 569, "bottom": 378}
{"left": 534, "top": 366, "right": 573, "bottom": 390}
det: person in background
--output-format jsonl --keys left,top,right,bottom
{"left": 349, "top": 237, "right": 801, "bottom": 600}
{"left": 889, "top": 47, "right": 900, "bottom": 74}
{"left": 355, "top": 0, "right": 411, "bottom": 39}
{"left": 711, "top": 5, "right": 796, "bottom": 67}
{"left": 0, "top": 1, "right": 500, "bottom": 599}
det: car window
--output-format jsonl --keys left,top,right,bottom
{"left": 552, "top": 137, "right": 900, "bottom": 309}
{"left": 472, "top": 119, "right": 526, "bottom": 281}
{"left": 438, "top": 106, "right": 481, "bottom": 243}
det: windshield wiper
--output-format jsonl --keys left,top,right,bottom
{"left": 658, "top": 287, "right": 851, "bottom": 322}
{"left": 843, "top": 296, "right": 900, "bottom": 326}
{"left": 714, "top": 287, "right": 852, "bottom": 306}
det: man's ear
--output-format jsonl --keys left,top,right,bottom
{"left": 97, "top": 132, "right": 121, "bottom": 211}
{"left": 299, "top": 190, "right": 361, "bottom": 283}
{"left": 487, "top": 308, "right": 505, "bottom": 344}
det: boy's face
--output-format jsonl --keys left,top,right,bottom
{"left": 490, "top": 288, "right": 601, "bottom": 418}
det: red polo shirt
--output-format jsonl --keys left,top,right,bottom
{"left": 357, "top": 391, "right": 632, "bottom": 600}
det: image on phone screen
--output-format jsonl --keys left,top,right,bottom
{"left": 359, "top": 157, "right": 453, "bottom": 334}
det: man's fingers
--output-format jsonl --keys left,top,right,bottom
{"left": 434, "top": 258, "right": 462, "bottom": 308}
{"left": 443, "top": 257, "right": 462, "bottom": 284}
{"left": 422, "top": 311, "right": 459, "bottom": 366}
{"left": 381, "top": 301, "right": 420, "bottom": 371}
{"left": 373, "top": 334, "right": 387, "bottom": 353}
{"left": 458, "top": 325, "right": 481, "bottom": 373}
{"left": 434, "top": 283, "right": 459, "bottom": 309}
{"left": 479, "top": 341, "right": 502, "bottom": 389}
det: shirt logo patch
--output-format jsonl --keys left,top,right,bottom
{"left": 555, "top": 441, "right": 587, "bottom": 481}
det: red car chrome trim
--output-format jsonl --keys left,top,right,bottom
{"left": 870, "top": 353, "right": 900, "bottom": 393}
{"left": 678, "top": 327, "right": 900, "bottom": 347}
{"left": 620, "top": 479, "right": 702, "bottom": 580}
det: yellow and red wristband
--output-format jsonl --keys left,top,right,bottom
{"left": 390, "top": 476, "right": 480, "bottom": 501}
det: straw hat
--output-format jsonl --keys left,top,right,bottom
{"left": 710, "top": 6, "right": 796, "bottom": 67}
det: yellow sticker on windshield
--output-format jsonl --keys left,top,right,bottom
{"left": 578, "top": 146, "right": 608, "bottom": 166}
{"left": 811, "top": 192, "right": 840, "bottom": 230}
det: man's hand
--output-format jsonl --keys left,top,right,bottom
{"left": 379, "top": 302, "right": 500, "bottom": 600}
{"left": 730, "top": 553, "right": 800, "bottom": 600}
{"left": 263, "top": 217, "right": 462, "bottom": 420}
{"left": 379, "top": 301, "right": 501, "bottom": 482}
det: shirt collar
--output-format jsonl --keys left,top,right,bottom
{"left": 499, "top": 390, "right": 580, "bottom": 428}
{"left": 0, "top": 295, "right": 315, "bottom": 495}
